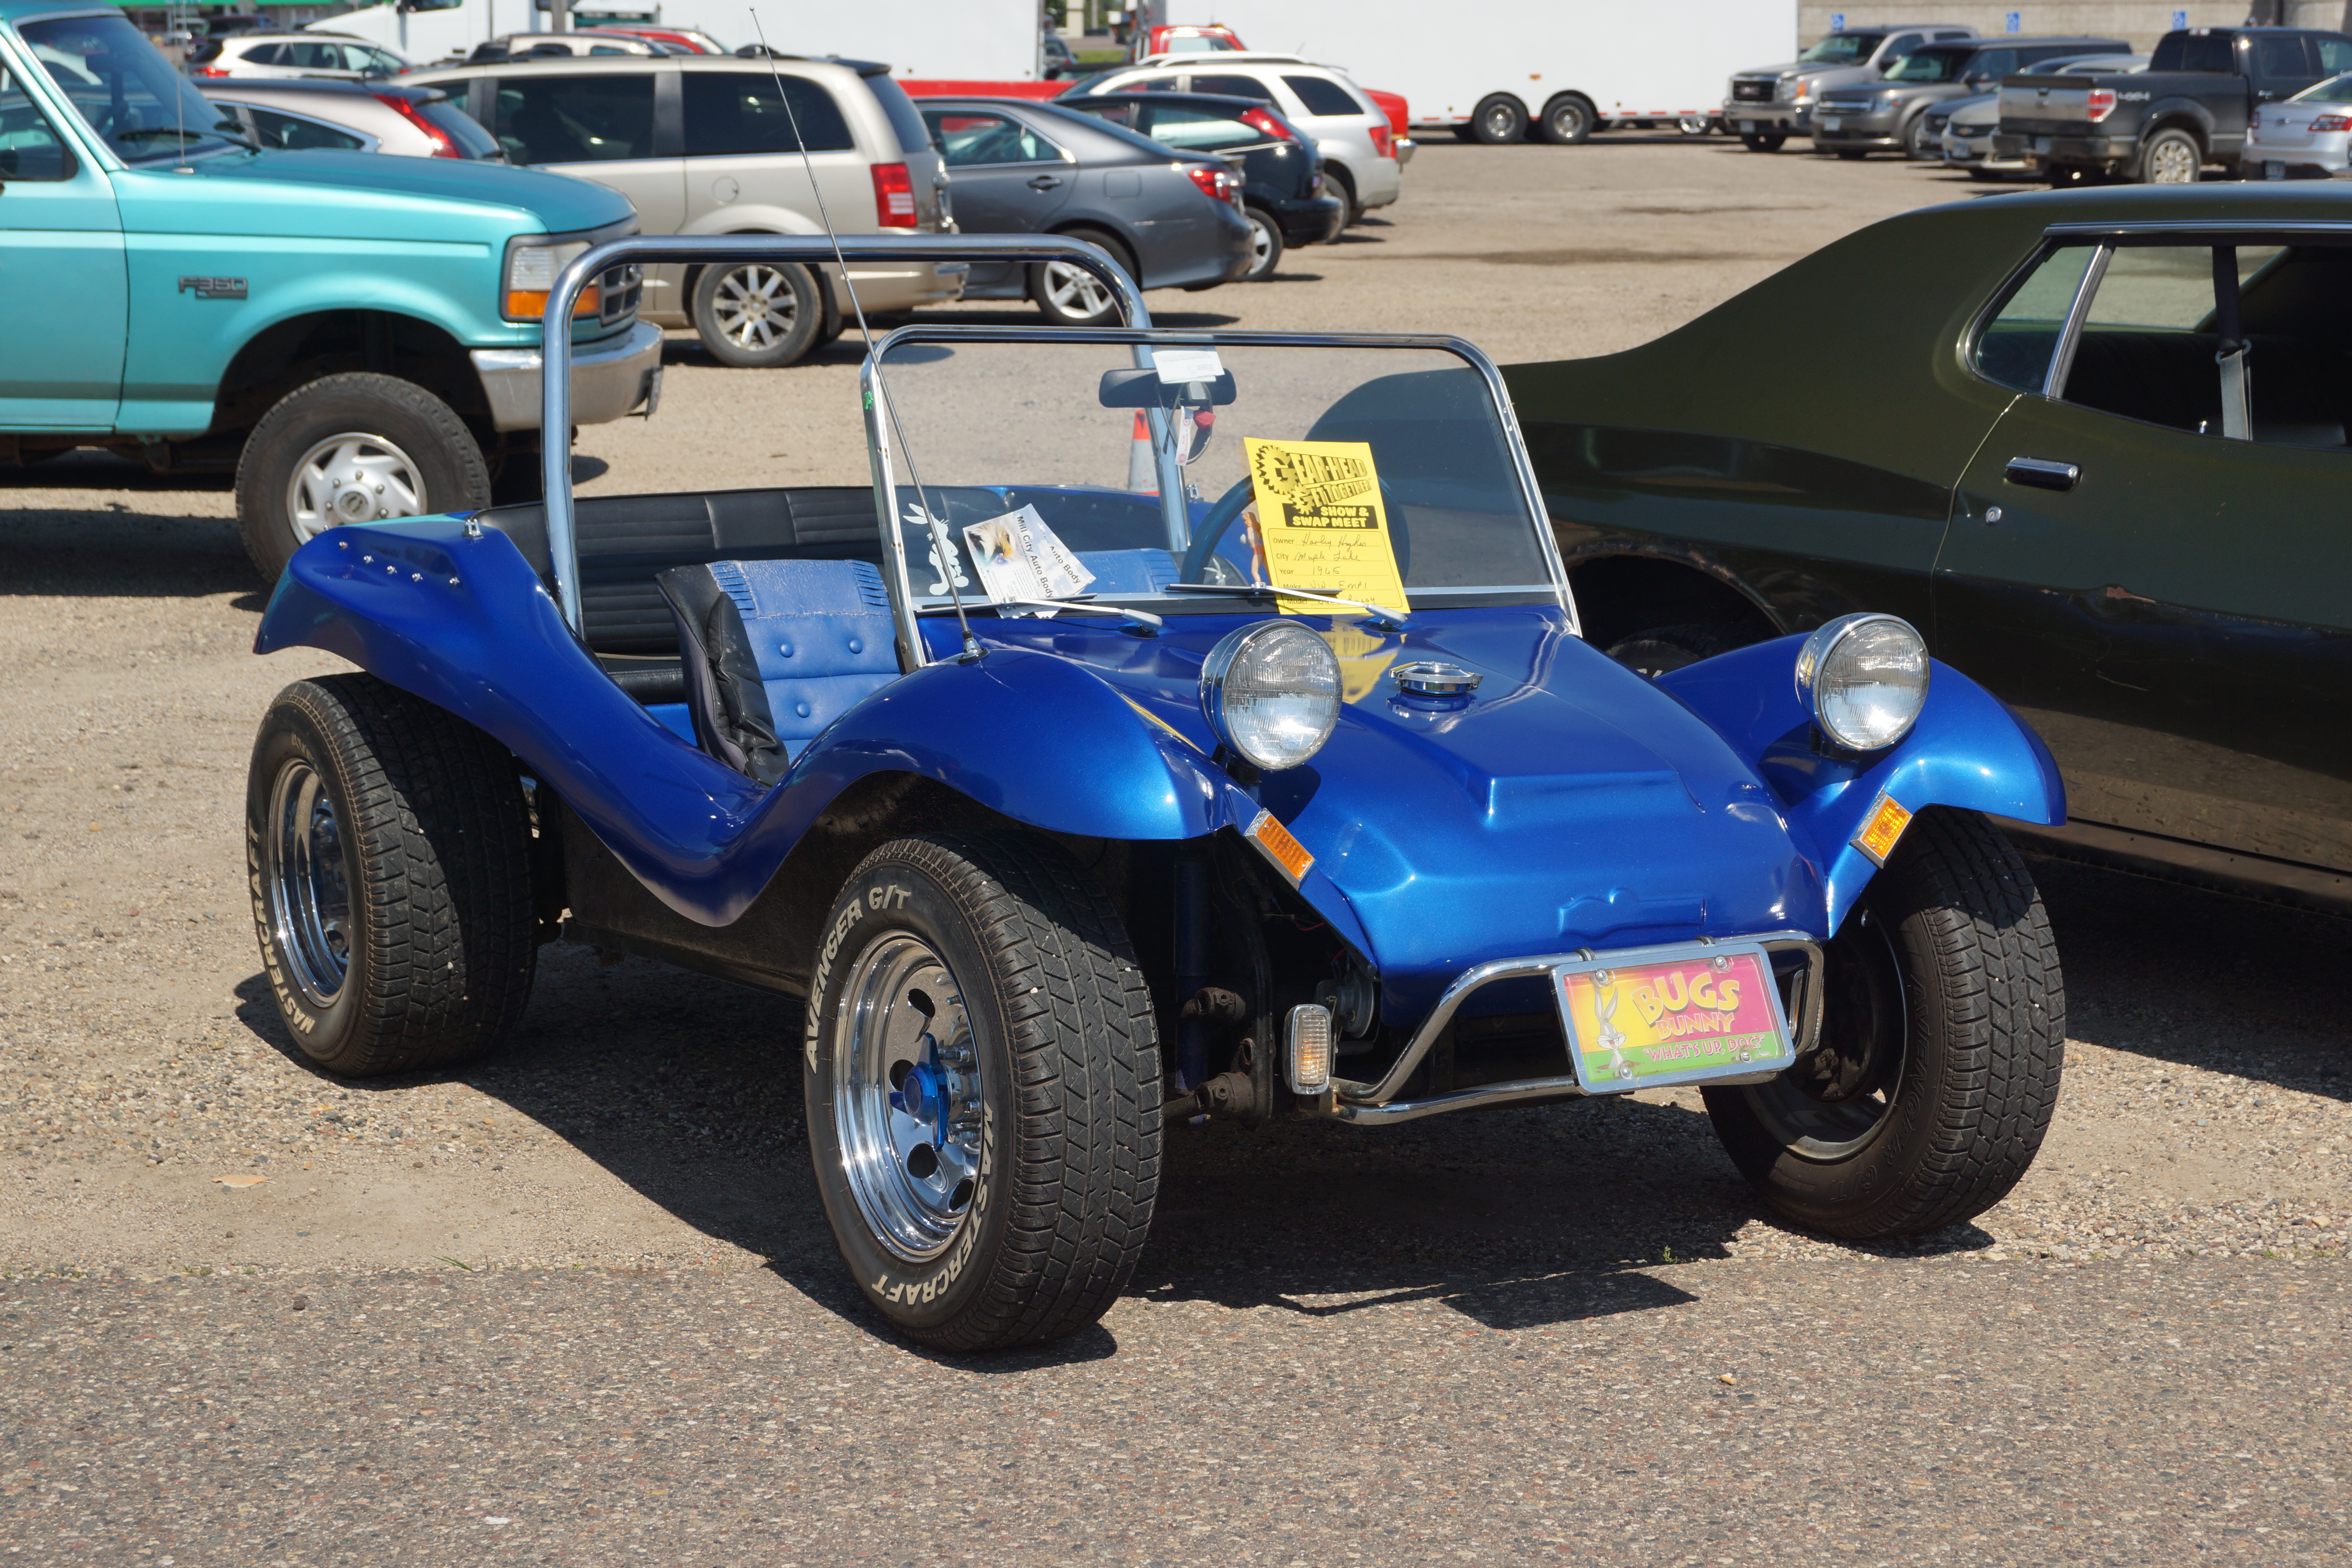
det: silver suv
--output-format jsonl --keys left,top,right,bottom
{"left": 408, "top": 55, "right": 961, "bottom": 367}
{"left": 1724, "top": 23, "right": 1975, "bottom": 151}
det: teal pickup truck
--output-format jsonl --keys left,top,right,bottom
{"left": 0, "top": 2, "right": 662, "bottom": 576}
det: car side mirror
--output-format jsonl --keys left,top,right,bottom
{"left": 1098, "top": 367, "right": 1238, "bottom": 408}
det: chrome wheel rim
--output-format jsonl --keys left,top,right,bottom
{"left": 1546, "top": 105, "right": 1582, "bottom": 139}
{"left": 285, "top": 432, "right": 426, "bottom": 545}
{"left": 2149, "top": 139, "right": 2198, "bottom": 184}
{"left": 710, "top": 263, "right": 802, "bottom": 350}
{"left": 1677, "top": 115, "right": 1708, "bottom": 136}
{"left": 1245, "top": 212, "right": 1276, "bottom": 276}
{"left": 265, "top": 759, "right": 352, "bottom": 1008}
{"left": 1740, "top": 910, "right": 1907, "bottom": 1161}
{"left": 832, "top": 932, "right": 984, "bottom": 1263}
{"left": 1043, "top": 260, "right": 1114, "bottom": 320}
{"left": 1485, "top": 103, "right": 1521, "bottom": 140}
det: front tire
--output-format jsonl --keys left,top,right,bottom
{"left": 1470, "top": 93, "right": 1529, "bottom": 144}
{"left": 246, "top": 675, "right": 537, "bottom": 1077}
{"left": 1901, "top": 113, "right": 1934, "bottom": 160}
{"left": 1703, "top": 809, "right": 2064, "bottom": 1240}
{"left": 1535, "top": 94, "right": 1595, "bottom": 145}
{"left": 805, "top": 832, "right": 1160, "bottom": 1351}
{"left": 1030, "top": 227, "right": 1137, "bottom": 326}
{"left": 233, "top": 372, "right": 489, "bottom": 582}
{"left": 1240, "top": 204, "right": 1284, "bottom": 280}
{"left": 691, "top": 260, "right": 823, "bottom": 368}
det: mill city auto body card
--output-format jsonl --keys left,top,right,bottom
{"left": 962, "top": 504, "right": 1094, "bottom": 612}
{"left": 1240, "top": 437, "right": 1410, "bottom": 618}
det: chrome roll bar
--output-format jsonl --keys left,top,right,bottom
{"left": 537, "top": 234, "right": 1154, "bottom": 635}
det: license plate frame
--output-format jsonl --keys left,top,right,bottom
{"left": 1553, "top": 941, "right": 1794, "bottom": 1096}
{"left": 2267, "top": 160, "right": 2286, "bottom": 180}
{"left": 1819, "top": 116, "right": 1842, "bottom": 132}
{"left": 2032, "top": 134, "right": 2052, "bottom": 153}
{"left": 1737, "top": 118, "right": 1755, "bottom": 132}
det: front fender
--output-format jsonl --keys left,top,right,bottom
{"left": 1659, "top": 634, "right": 2065, "bottom": 932}
{"left": 253, "top": 519, "right": 1241, "bottom": 926}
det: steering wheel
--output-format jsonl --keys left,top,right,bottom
{"left": 1176, "top": 475, "right": 1413, "bottom": 586}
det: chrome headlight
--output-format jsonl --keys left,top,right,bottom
{"left": 1796, "top": 613, "right": 1929, "bottom": 751}
{"left": 1199, "top": 621, "right": 1341, "bottom": 771}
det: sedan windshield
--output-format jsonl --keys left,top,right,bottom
{"left": 1798, "top": 33, "right": 1883, "bottom": 65}
{"left": 24, "top": 13, "right": 251, "bottom": 163}
{"left": 1884, "top": 48, "right": 1972, "bottom": 82}
{"left": 2291, "top": 70, "right": 2352, "bottom": 101}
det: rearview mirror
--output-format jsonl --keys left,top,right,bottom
{"left": 1098, "top": 366, "right": 1238, "bottom": 408}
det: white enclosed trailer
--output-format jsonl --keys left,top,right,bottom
{"left": 1157, "top": 0, "right": 1798, "bottom": 142}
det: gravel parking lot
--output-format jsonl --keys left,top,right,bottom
{"left": 4, "top": 136, "right": 2348, "bottom": 1563}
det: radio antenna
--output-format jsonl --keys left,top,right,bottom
{"left": 748, "top": 9, "right": 981, "bottom": 660}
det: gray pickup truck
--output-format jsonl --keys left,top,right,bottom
{"left": 1723, "top": 22, "right": 1975, "bottom": 151}
{"left": 1994, "top": 25, "right": 2352, "bottom": 183}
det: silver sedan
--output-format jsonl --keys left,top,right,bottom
{"left": 2242, "top": 71, "right": 2352, "bottom": 179}
{"left": 198, "top": 78, "right": 504, "bottom": 160}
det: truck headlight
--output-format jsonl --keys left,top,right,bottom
{"left": 1796, "top": 613, "right": 1929, "bottom": 751}
{"left": 503, "top": 236, "right": 598, "bottom": 321}
{"left": 1199, "top": 621, "right": 1341, "bottom": 770}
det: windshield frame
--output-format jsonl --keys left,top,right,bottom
{"left": 14, "top": 8, "right": 254, "bottom": 166}
{"left": 860, "top": 324, "right": 1575, "bottom": 666}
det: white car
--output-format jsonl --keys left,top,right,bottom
{"left": 1071, "top": 52, "right": 1401, "bottom": 218}
{"left": 465, "top": 33, "right": 664, "bottom": 64}
{"left": 2242, "top": 67, "right": 2352, "bottom": 180}
{"left": 185, "top": 31, "right": 412, "bottom": 81}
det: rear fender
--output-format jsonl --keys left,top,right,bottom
{"left": 1659, "top": 634, "right": 2064, "bottom": 933}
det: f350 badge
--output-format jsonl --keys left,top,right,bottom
{"left": 178, "top": 276, "right": 247, "bottom": 300}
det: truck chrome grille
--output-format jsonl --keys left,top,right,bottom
{"left": 1731, "top": 79, "right": 1775, "bottom": 103}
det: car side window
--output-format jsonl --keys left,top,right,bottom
{"left": 494, "top": 72, "right": 655, "bottom": 163}
{"left": 1883, "top": 33, "right": 1923, "bottom": 60}
{"left": 2319, "top": 37, "right": 2352, "bottom": 74}
{"left": 1143, "top": 103, "right": 1258, "bottom": 151}
{"left": 1971, "top": 48, "right": 2017, "bottom": 78}
{"left": 682, "top": 71, "right": 855, "bottom": 156}
{"left": 920, "top": 109, "right": 1057, "bottom": 166}
{"left": 247, "top": 105, "right": 367, "bottom": 152}
{"left": 1277, "top": 74, "right": 1363, "bottom": 116}
{"left": 1192, "top": 73, "right": 1276, "bottom": 103}
{"left": 1117, "top": 74, "right": 1180, "bottom": 93}
{"left": 2256, "top": 34, "right": 2315, "bottom": 80}
{"left": 0, "top": 67, "right": 75, "bottom": 180}
{"left": 1975, "top": 245, "right": 2098, "bottom": 393}
{"left": 289, "top": 42, "right": 344, "bottom": 71}
{"left": 241, "top": 42, "right": 287, "bottom": 65}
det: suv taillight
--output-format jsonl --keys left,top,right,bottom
{"left": 374, "top": 93, "right": 461, "bottom": 157}
{"left": 1239, "top": 106, "right": 1296, "bottom": 141}
{"left": 871, "top": 162, "right": 918, "bottom": 227}
{"left": 2085, "top": 88, "right": 2117, "bottom": 123}
{"left": 1185, "top": 164, "right": 1240, "bottom": 205}
{"left": 191, "top": 65, "right": 232, "bottom": 78}
{"left": 1368, "top": 124, "right": 1393, "bottom": 158}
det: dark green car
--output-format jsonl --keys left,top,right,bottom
{"left": 1504, "top": 183, "right": 2351, "bottom": 915}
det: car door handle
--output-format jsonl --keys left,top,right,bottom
{"left": 2004, "top": 456, "right": 2080, "bottom": 491}
{"left": 1027, "top": 175, "right": 1063, "bottom": 190}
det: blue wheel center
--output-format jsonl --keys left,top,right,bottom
{"left": 897, "top": 1060, "right": 947, "bottom": 1133}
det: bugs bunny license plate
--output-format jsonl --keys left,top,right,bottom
{"left": 1552, "top": 944, "right": 1794, "bottom": 1095}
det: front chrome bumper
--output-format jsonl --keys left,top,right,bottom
{"left": 472, "top": 319, "right": 664, "bottom": 434}
{"left": 1306, "top": 932, "right": 1825, "bottom": 1126}
{"left": 1395, "top": 136, "right": 1416, "bottom": 166}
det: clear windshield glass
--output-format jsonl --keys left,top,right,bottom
{"left": 24, "top": 14, "right": 250, "bottom": 164}
{"left": 869, "top": 337, "right": 1557, "bottom": 613}
{"left": 1798, "top": 33, "right": 1881, "bottom": 65}
{"left": 1884, "top": 49, "right": 1969, "bottom": 83}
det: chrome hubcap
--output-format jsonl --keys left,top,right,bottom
{"left": 1486, "top": 105, "right": 1518, "bottom": 138}
{"left": 710, "top": 264, "right": 802, "bottom": 350}
{"left": 1247, "top": 214, "right": 1276, "bottom": 274}
{"left": 1043, "top": 260, "right": 1114, "bottom": 320}
{"left": 266, "top": 759, "right": 351, "bottom": 1008}
{"left": 286, "top": 433, "right": 426, "bottom": 544}
{"left": 2151, "top": 141, "right": 2197, "bottom": 183}
{"left": 832, "top": 933, "right": 984, "bottom": 1262}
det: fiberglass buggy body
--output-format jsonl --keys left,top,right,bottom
{"left": 245, "top": 236, "right": 2068, "bottom": 1350}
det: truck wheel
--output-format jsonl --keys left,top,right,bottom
{"left": 1470, "top": 93, "right": 1529, "bottom": 145}
{"left": 690, "top": 260, "right": 823, "bottom": 368}
{"left": 246, "top": 674, "right": 537, "bottom": 1078}
{"left": 234, "top": 372, "right": 490, "bottom": 583}
{"left": 2140, "top": 127, "right": 2203, "bottom": 185}
{"left": 1605, "top": 622, "right": 1754, "bottom": 679}
{"left": 805, "top": 831, "right": 1160, "bottom": 1351}
{"left": 1702, "top": 809, "right": 2064, "bottom": 1240}
{"left": 1240, "top": 204, "right": 1285, "bottom": 280}
{"left": 1031, "top": 227, "right": 1136, "bottom": 326}
{"left": 1534, "top": 94, "right": 1596, "bottom": 145}
{"left": 1677, "top": 115, "right": 1712, "bottom": 136}
{"left": 1740, "top": 132, "right": 1786, "bottom": 152}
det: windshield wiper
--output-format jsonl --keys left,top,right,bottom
{"left": 1164, "top": 581, "right": 1410, "bottom": 632}
{"left": 917, "top": 596, "right": 1163, "bottom": 632}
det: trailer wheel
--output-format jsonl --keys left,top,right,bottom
{"left": 806, "top": 831, "right": 1160, "bottom": 1351}
{"left": 1470, "top": 93, "right": 1528, "bottom": 145}
{"left": 1535, "top": 93, "right": 1596, "bottom": 145}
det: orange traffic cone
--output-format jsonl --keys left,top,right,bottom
{"left": 1127, "top": 410, "right": 1155, "bottom": 493}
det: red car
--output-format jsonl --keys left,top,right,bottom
{"left": 1131, "top": 23, "right": 1246, "bottom": 61}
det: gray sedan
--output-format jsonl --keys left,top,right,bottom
{"left": 918, "top": 98, "right": 1253, "bottom": 325}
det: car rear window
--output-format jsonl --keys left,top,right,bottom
{"left": 2152, "top": 32, "right": 2235, "bottom": 73}
{"left": 1191, "top": 71, "right": 1275, "bottom": 103}
{"left": 1281, "top": 73, "right": 1365, "bottom": 117}
{"left": 419, "top": 94, "right": 501, "bottom": 158}
{"left": 493, "top": 73, "right": 656, "bottom": 163}
{"left": 860, "top": 72, "right": 935, "bottom": 155}
{"left": 682, "top": 71, "right": 855, "bottom": 155}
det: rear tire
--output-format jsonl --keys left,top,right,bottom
{"left": 1702, "top": 809, "right": 2064, "bottom": 1240}
{"left": 806, "top": 831, "right": 1160, "bottom": 1351}
{"left": 1031, "top": 227, "right": 1137, "bottom": 325}
{"left": 691, "top": 260, "right": 823, "bottom": 368}
{"left": 1534, "top": 93, "right": 1595, "bottom": 145}
{"left": 233, "top": 372, "right": 488, "bottom": 583}
{"left": 246, "top": 675, "right": 537, "bottom": 1078}
{"left": 1740, "top": 132, "right": 1786, "bottom": 152}
{"left": 2139, "top": 127, "right": 2203, "bottom": 185}
{"left": 1240, "top": 204, "right": 1284, "bottom": 280}
{"left": 1470, "top": 93, "right": 1528, "bottom": 145}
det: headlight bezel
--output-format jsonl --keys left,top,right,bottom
{"left": 1795, "top": 612, "right": 1930, "bottom": 753}
{"left": 1198, "top": 620, "right": 1343, "bottom": 772}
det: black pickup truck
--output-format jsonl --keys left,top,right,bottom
{"left": 1994, "top": 26, "right": 2352, "bottom": 183}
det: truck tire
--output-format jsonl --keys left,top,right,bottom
{"left": 2139, "top": 127, "right": 2203, "bottom": 185}
{"left": 246, "top": 674, "right": 538, "bottom": 1078}
{"left": 1470, "top": 93, "right": 1529, "bottom": 144}
{"left": 234, "top": 372, "right": 490, "bottom": 583}
{"left": 1032, "top": 227, "right": 1138, "bottom": 325}
{"left": 1740, "top": 132, "right": 1786, "bottom": 152}
{"left": 805, "top": 831, "right": 1160, "bottom": 1351}
{"left": 1535, "top": 93, "right": 1596, "bottom": 145}
{"left": 690, "top": 260, "right": 824, "bottom": 368}
{"left": 1702, "top": 809, "right": 2064, "bottom": 1240}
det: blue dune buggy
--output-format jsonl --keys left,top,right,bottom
{"left": 245, "top": 236, "right": 2066, "bottom": 1350}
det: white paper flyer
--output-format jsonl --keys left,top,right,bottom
{"left": 962, "top": 505, "right": 1095, "bottom": 613}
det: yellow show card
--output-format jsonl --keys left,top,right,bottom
{"left": 1241, "top": 438, "right": 1411, "bottom": 618}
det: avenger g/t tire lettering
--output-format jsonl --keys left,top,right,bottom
{"left": 805, "top": 832, "right": 1160, "bottom": 1351}
{"left": 245, "top": 674, "right": 537, "bottom": 1077}
{"left": 1703, "top": 808, "right": 2064, "bottom": 1239}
